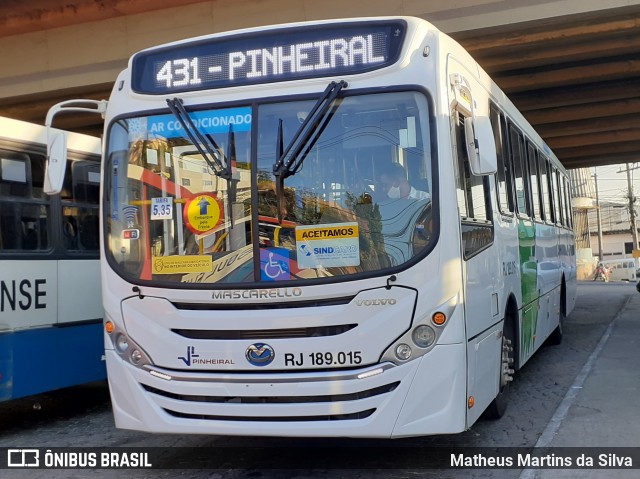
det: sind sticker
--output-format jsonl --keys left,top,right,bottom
{"left": 295, "top": 222, "right": 360, "bottom": 268}
{"left": 152, "top": 255, "right": 213, "bottom": 274}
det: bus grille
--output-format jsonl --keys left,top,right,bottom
{"left": 171, "top": 296, "right": 354, "bottom": 310}
{"left": 143, "top": 382, "right": 399, "bottom": 404}
{"left": 162, "top": 408, "right": 376, "bottom": 422}
{"left": 171, "top": 324, "right": 356, "bottom": 340}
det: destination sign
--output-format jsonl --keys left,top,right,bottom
{"left": 131, "top": 21, "right": 406, "bottom": 94}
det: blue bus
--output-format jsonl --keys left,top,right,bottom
{"left": 0, "top": 116, "right": 105, "bottom": 401}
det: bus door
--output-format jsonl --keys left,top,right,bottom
{"left": 447, "top": 63, "right": 501, "bottom": 425}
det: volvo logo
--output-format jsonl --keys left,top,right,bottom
{"left": 246, "top": 343, "right": 275, "bottom": 366}
{"left": 355, "top": 298, "right": 397, "bottom": 306}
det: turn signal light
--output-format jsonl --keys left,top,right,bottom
{"left": 432, "top": 312, "right": 447, "bottom": 326}
{"left": 105, "top": 321, "right": 115, "bottom": 334}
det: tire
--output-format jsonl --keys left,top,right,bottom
{"left": 484, "top": 319, "right": 515, "bottom": 419}
{"left": 547, "top": 286, "right": 566, "bottom": 346}
{"left": 547, "top": 312, "right": 564, "bottom": 346}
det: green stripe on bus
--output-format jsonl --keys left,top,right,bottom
{"left": 518, "top": 219, "right": 538, "bottom": 357}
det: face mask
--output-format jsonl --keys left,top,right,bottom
{"left": 387, "top": 185, "right": 401, "bottom": 199}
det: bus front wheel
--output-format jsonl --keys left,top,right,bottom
{"left": 484, "top": 321, "right": 515, "bottom": 419}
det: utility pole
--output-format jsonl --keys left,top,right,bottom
{"left": 594, "top": 169, "right": 604, "bottom": 262}
{"left": 620, "top": 163, "right": 639, "bottom": 254}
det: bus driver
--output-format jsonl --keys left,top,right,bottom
{"left": 379, "top": 162, "right": 430, "bottom": 201}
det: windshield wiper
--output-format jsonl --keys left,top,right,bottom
{"left": 167, "top": 98, "right": 238, "bottom": 227}
{"left": 166, "top": 98, "right": 231, "bottom": 180}
{"left": 272, "top": 80, "right": 347, "bottom": 222}
{"left": 225, "top": 124, "right": 239, "bottom": 228}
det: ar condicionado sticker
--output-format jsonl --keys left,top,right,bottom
{"left": 183, "top": 194, "right": 223, "bottom": 234}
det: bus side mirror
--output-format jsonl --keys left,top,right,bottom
{"left": 44, "top": 131, "right": 67, "bottom": 195}
{"left": 464, "top": 116, "right": 497, "bottom": 176}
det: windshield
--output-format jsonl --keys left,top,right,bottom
{"left": 105, "top": 91, "right": 435, "bottom": 286}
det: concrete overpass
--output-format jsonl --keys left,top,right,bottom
{"left": 1, "top": 0, "right": 640, "bottom": 170}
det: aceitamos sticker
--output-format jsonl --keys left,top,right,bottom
{"left": 295, "top": 222, "right": 360, "bottom": 269}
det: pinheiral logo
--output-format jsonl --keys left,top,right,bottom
{"left": 246, "top": 343, "right": 275, "bottom": 366}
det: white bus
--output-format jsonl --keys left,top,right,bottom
{"left": 0, "top": 116, "right": 105, "bottom": 401}
{"left": 44, "top": 16, "right": 576, "bottom": 437}
{"left": 598, "top": 258, "right": 638, "bottom": 282}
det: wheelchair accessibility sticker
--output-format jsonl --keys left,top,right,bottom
{"left": 260, "top": 247, "right": 291, "bottom": 281}
{"left": 295, "top": 222, "right": 360, "bottom": 269}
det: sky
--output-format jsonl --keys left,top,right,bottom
{"left": 591, "top": 162, "right": 640, "bottom": 206}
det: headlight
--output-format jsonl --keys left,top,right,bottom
{"left": 131, "top": 349, "right": 143, "bottom": 364}
{"left": 115, "top": 334, "right": 129, "bottom": 353}
{"left": 395, "top": 343, "right": 412, "bottom": 361}
{"left": 412, "top": 324, "right": 436, "bottom": 348}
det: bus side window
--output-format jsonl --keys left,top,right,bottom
{"left": 489, "top": 103, "right": 514, "bottom": 214}
{"left": 508, "top": 124, "right": 529, "bottom": 217}
{"left": 552, "top": 167, "right": 562, "bottom": 225}
{"left": 545, "top": 159, "right": 556, "bottom": 223}
{"left": 453, "top": 111, "right": 469, "bottom": 218}
{"left": 558, "top": 173, "right": 568, "bottom": 227}
{"left": 61, "top": 159, "right": 100, "bottom": 253}
{"left": 564, "top": 177, "right": 573, "bottom": 229}
{"left": 0, "top": 151, "right": 50, "bottom": 252}
{"left": 453, "top": 110, "right": 493, "bottom": 258}
{"left": 527, "top": 142, "right": 541, "bottom": 220}
{"left": 539, "top": 156, "right": 551, "bottom": 223}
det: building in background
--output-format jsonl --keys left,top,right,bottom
{"left": 571, "top": 166, "right": 639, "bottom": 280}
{"left": 570, "top": 168, "right": 598, "bottom": 280}
{"left": 588, "top": 202, "right": 640, "bottom": 267}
